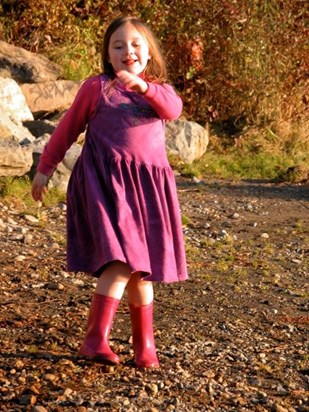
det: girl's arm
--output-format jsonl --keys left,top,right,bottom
{"left": 143, "top": 82, "right": 183, "bottom": 120}
{"left": 37, "top": 76, "right": 101, "bottom": 177}
{"left": 116, "top": 71, "right": 182, "bottom": 120}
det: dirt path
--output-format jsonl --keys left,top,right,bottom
{"left": 0, "top": 178, "right": 308, "bottom": 411}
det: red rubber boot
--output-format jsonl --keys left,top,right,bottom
{"left": 129, "top": 301, "right": 160, "bottom": 368}
{"left": 78, "top": 294, "right": 121, "bottom": 365}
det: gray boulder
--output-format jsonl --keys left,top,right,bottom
{"left": 0, "top": 106, "right": 35, "bottom": 144}
{"left": 166, "top": 120, "right": 209, "bottom": 163}
{"left": 0, "top": 77, "right": 33, "bottom": 122}
{"left": 21, "top": 80, "right": 80, "bottom": 114}
{"left": 30, "top": 134, "right": 82, "bottom": 192}
{"left": 0, "top": 139, "right": 32, "bottom": 176}
{"left": 0, "top": 40, "right": 61, "bottom": 83}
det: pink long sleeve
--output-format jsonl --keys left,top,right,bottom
{"left": 143, "top": 82, "right": 183, "bottom": 120}
{"left": 37, "top": 76, "right": 101, "bottom": 176}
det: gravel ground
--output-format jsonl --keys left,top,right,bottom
{"left": 0, "top": 177, "right": 308, "bottom": 412}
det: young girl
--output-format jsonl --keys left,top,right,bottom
{"left": 31, "top": 15, "right": 188, "bottom": 369}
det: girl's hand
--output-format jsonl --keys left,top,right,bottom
{"left": 116, "top": 70, "right": 148, "bottom": 94}
{"left": 31, "top": 171, "right": 49, "bottom": 202}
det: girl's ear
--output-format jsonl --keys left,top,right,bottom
{"left": 148, "top": 55, "right": 152, "bottom": 60}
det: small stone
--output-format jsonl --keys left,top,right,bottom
{"left": 58, "top": 203, "right": 67, "bottom": 211}
{"left": 31, "top": 407, "right": 49, "bottom": 412}
{"left": 72, "top": 279, "right": 85, "bottom": 286}
{"left": 15, "top": 360, "right": 24, "bottom": 368}
{"left": 18, "top": 376, "right": 26, "bottom": 383}
{"left": 24, "top": 233, "right": 34, "bottom": 244}
{"left": 256, "top": 390, "right": 268, "bottom": 399}
{"left": 192, "top": 176, "right": 203, "bottom": 184}
{"left": 64, "top": 388, "right": 73, "bottom": 397}
{"left": 271, "top": 403, "right": 289, "bottom": 412}
{"left": 276, "top": 383, "right": 288, "bottom": 395}
{"left": 146, "top": 383, "right": 159, "bottom": 394}
{"left": 261, "top": 233, "right": 269, "bottom": 239}
{"left": 7, "top": 217, "right": 17, "bottom": 225}
{"left": 24, "top": 215, "right": 39, "bottom": 224}
{"left": 0, "top": 218, "right": 5, "bottom": 229}
{"left": 19, "top": 394, "right": 37, "bottom": 405}
{"left": 222, "top": 220, "right": 232, "bottom": 228}
{"left": 43, "top": 373, "right": 57, "bottom": 382}
{"left": 45, "top": 282, "right": 64, "bottom": 290}
{"left": 15, "top": 255, "right": 26, "bottom": 261}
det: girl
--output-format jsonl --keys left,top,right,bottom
{"left": 31, "top": 16, "right": 188, "bottom": 369}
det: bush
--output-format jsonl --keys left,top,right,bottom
{"left": 0, "top": 0, "right": 307, "bottom": 137}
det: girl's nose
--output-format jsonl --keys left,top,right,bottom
{"left": 125, "top": 44, "right": 134, "bottom": 55}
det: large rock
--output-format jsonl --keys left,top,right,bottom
{"left": 0, "top": 77, "right": 35, "bottom": 144}
{"left": 0, "top": 106, "right": 35, "bottom": 144}
{"left": 30, "top": 134, "right": 82, "bottom": 192}
{"left": 0, "top": 138, "right": 32, "bottom": 176}
{"left": 0, "top": 40, "right": 61, "bottom": 83}
{"left": 165, "top": 120, "right": 209, "bottom": 163}
{"left": 0, "top": 77, "right": 33, "bottom": 122}
{"left": 21, "top": 80, "right": 80, "bottom": 114}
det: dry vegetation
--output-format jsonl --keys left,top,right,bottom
{"left": 1, "top": 0, "right": 308, "bottom": 180}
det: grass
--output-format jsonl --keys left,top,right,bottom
{"left": 50, "top": 43, "right": 100, "bottom": 81}
{"left": 0, "top": 119, "right": 308, "bottom": 214}
{"left": 170, "top": 121, "right": 309, "bottom": 182}
{"left": 0, "top": 176, "right": 66, "bottom": 213}
{"left": 173, "top": 145, "right": 308, "bottom": 182}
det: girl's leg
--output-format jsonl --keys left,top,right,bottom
{"left": 127, "top": 274, "right": 159, "bottom": 368}
{"left": 126, "top": 272, "right": 153, "bottom": 306}
{"left": 79, "top": 261, "right": 132, "bottom": 364}
{"left": 95, "top": 261, "right": 132, "bottom": 298}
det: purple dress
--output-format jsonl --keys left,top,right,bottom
{"left": 41, "top": 75, "right": 187, "bottom": 282}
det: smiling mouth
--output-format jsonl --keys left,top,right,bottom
{"left": 123, "top": 59, "right": 137, "bottom": 65}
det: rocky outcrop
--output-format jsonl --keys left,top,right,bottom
{"left": 0, "top": 139, "right": 33, "bottom": 176}
{"left": 21, "top": 80, "right": 80, "bottom": 114}
{"left": 166, "top": 120, "right": 209, "bottom": 163}
{"left": 0, "top": 40, "right": 209, "bottom": 189}
{"left": 0, "top": 40, "right": 61, "bottom": 83}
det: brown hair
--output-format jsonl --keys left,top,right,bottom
{"left": 101, "top": 16, "right": 167, "bottom": 82}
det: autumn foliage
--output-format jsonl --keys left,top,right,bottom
{"left": 0, "top": 0, "right": 308, "bottom": 131}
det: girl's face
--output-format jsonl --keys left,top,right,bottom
{"left": 108, "top": 23, "right": 151, "bottom": 76}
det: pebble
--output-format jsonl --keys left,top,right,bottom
{"left": 261, "top": 232, "right": 270, "bottom": 238}
{"left": 146, "top": 383, "right": 159, "bottom": 395}
{"left": 43, "top": 373, "right": 57, "bottom": 382}
{"left": 19, "top": 394, "right": 37, "bottom": 405}
{"left": 15, "top": 255, "right": 26, "bottom": 261}
{"left": 24, "top": 233, "right": 34, "bottom": 244}
{"left": 271, "top": 404, "right": 289, "bottom": 412}
{"left": 31, "top": 406, "right": 48, "bottom": 412}
{"left": 72, "top": 278, "right": 85, "bottom": 286}
{"left": 45, "top": 282, "right": 64, "bottom": 290}
{"left": 24, "top": 215, "right": 39, "bottom": 224}
{"left": 1, "top": 180, "right": 308, "bottom": 412}
{"left": 7, "top": 217, "right": 17, "bottom": 225}
{"left": 63, "top": 388, "right": 73, "bottom": 397}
